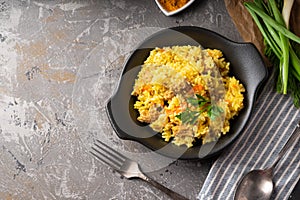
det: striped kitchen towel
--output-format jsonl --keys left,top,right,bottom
{"left": 198, "top": 73, "right": 300, "bottom": 200}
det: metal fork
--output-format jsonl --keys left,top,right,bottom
{"left": 90, "top": 139, "right": 189, "bottom": 200}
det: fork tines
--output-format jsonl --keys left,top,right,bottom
{"left": 90, "top": 139, "right": 126, "bottom": 170}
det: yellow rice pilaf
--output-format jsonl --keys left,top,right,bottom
{"left": 131, "top": 45, "right": 245, "bottom": 147}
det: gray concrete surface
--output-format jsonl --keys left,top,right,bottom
{"left": 0, "top": 0, "right": 243, "bottom": 199}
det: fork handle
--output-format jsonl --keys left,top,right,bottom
{"left": 140, "top": 173, "right": 189, "bottom": 200}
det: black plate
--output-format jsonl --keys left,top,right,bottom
{"left": 106, "top": 26, "right": 268, "bottom": 159}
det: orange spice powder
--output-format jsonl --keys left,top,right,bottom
{"left": 158, "top": 0, "right": 190, "bottom": 12}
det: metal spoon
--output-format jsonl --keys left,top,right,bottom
{"left": 234, "top": 120, "right": 300, "bottom": 200}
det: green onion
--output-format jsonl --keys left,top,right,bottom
{"left": 244, "top": 0, "right": 300, "bottom": 107}
{"left": 245, "top": 2, "right": 300, "bottom": 43}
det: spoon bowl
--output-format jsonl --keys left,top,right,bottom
{"left": 235, "top": 169, "right": 274, "bottom": 200}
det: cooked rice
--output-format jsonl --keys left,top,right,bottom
{"left": 131, "top": 45, "right": 245, "bottom": 147}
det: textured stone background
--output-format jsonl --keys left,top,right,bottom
{"left": 0, "top": 0, "right": 244, "bottom": 199}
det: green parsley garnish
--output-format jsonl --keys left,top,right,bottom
{"left": 175, "top": 94, "right": 224, "bottom": 124}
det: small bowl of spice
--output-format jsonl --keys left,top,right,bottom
{"left": 155, "top": 0, "right": 195, "bottom": 16}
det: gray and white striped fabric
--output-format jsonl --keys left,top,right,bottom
{"left": 198, "top": 74, "right": 300, "bottom": 200}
